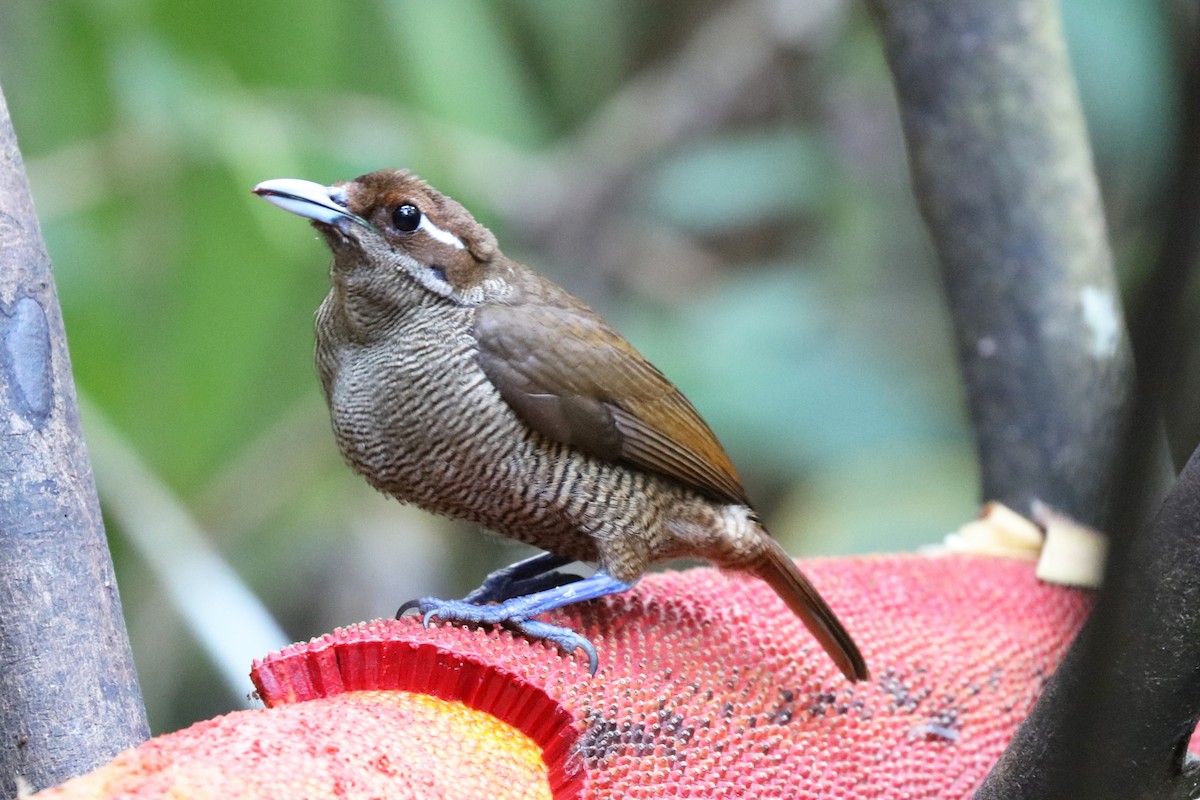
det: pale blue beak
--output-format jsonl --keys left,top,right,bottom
{"left": 252, "top": 178, "right": 368, "bottom": 228}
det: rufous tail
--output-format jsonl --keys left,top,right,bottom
{"left": 751, "top": 538, "right": 870, "bottom": 682}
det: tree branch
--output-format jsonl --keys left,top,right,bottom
{"left": 0, "top": 83, "right": 147, "bottom": 797}
{"left": 975, "top": 21, "right": 1200, "bottom": 800}
{"left": 866, "top": 0, "right": 1133, "bottom": 527}
{"left": 869, "top": 0, "right": 1200, "bottom": 797}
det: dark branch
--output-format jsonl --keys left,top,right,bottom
{"left": 975, "top": 21, "right": 1200, "bottom": 800}
{"left": 0, "top": 84, "right": 147, "bottom": 796}
{"left": 866, "top": 0, "right": 1133, "bottom": 527}
{"left": 869, "top": 0, "right": 1200, "bottom": 796}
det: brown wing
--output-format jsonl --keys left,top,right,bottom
{"left": 474, "top": 302, "right": 748, "bottom": 505}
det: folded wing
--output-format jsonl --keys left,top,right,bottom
{"left": 474, "top": 302, "right": 748, "bottom": 506}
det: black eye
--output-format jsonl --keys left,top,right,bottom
{"left": 392, "top": 204, "right": 421, "bottom": 233}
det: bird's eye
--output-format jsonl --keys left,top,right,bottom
{"left": 392, "top": 204, "right": 421, "bottom": 233}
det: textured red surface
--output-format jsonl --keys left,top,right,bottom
{"left": 253, "top": 554, "right": 1090, "bottom": 799}
{"left": 33, "top": 554, "right": 1091, "bottom": 799}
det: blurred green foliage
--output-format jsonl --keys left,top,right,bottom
{"left": 0, "top": 0, "right": 1177, "bottom": 732}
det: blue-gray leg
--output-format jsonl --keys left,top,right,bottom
{"left": 461, "top": 552, "right": 578, "bottom": 604}
{"left": 398, "top": 570, "right": 634, "bottom": 675}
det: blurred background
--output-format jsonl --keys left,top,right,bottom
{"left": 0, "top": 0, "right": 1180, "bottom": 733}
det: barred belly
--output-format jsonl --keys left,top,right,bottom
{"left": 321, "top": 320, "right": 693, "bottom": 582}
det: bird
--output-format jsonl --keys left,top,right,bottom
{"left": 252, "top": 169, "right": 869, "bottom": 681}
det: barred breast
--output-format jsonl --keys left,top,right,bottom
{"left": 314, "top": 291, "right": 702, "bottom": 583}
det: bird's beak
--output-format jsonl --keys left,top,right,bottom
{"left": 252, "top": 178, "right": 369, "bottom": 229}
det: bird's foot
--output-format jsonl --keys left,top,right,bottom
{"left": 397, "top": 570, "right": 633, "bottom": 675}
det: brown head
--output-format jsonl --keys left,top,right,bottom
{"left": 254, "top": 169, "right": 512, "bottom": 312}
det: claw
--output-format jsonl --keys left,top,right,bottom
{"left": 515, "top": 619, "right": 600, "bottom": 675}
{"left": 421, "top": 609, "right": 438, "bottom": 629}
{"left": 395, "top": 599, "right": 422, "bottom": 619}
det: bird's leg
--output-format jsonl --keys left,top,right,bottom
{"left": 459, "top": 552, "right": 579, "bottom": 604}
{"left": 399, "top": 570, "right": 634, "bottom": 674}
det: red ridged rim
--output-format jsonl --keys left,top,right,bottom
{"left": 250, "top": 624, "right": 583, "bottom": 798}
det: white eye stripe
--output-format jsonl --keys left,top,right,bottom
{"left": 418, "top": 214, "right": 466, "bottom": 250}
